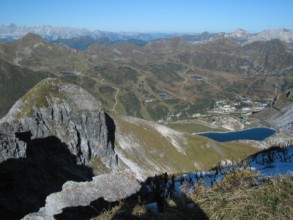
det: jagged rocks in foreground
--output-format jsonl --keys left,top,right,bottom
{"left": 23, "top": 172, "right": 141, "bottom": 220}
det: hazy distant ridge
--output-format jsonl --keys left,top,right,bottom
{"left": 0, "top": 24, "right": 293, "bottom": 44}
{"left": 0, "top": 23, "right": 176, "bottom": 41}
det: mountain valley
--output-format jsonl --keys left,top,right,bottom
{"left": 0, "top": 26, "right": 292, "bottom": 219}
{"left": 0, "top": 30, "right": 293, "bottom": 124}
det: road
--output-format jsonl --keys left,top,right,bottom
{"left": 101, "top": 79, "right": 119, "bottom": 114}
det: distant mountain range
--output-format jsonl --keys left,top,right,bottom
{"left": 0, "top": 23, "right": 177, "bottom": 43}
{"left": 1, "top": 24, "right": 293, "bottom": 48}
{"left": 184, "top": 28, "right": 293, "bottom": 45}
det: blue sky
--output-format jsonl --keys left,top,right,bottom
{"left": 0, "top": 0, "right": 292, "bottom": 33}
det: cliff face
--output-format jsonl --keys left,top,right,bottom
{"left": 0, "top": 131, "right": 27, "bottom": 162}
{"left": 257, "top": 90, "right": 293, "bottom": 131}
{"left": 0, "top": 78, "right": 117, "bottom": 167}
{"left": 0, "top": 78, "right": 119, "bottom": 219}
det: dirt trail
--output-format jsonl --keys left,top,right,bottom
{"left": 101, "top": 79, "right": 120, "bottom": 114}
{"left": 112, "top": 87, "right": 120, "bottom": 114}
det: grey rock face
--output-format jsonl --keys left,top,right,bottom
{"left": 0, "top": 78, "right": 120, "bottom": 219}
{"left": 0, "top": 78, "right": 117, "bottom": 168}
{"left": 23, "top": 172, "right": 141, "bottom": 220}
{"left": 0, "top": 132, "right": 26, "bottom": 162}
{"left": 257, "top": 90, "right": 293, "bottom": 131}
{"left": 0, "top": 135, "right": 95, "bottom": 220}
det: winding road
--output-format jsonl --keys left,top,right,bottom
{"left": 101, "top": 79, "right": 120, "bottom": 114}
{"left": 112, "top": 87, "right": 120, "bottom": 114}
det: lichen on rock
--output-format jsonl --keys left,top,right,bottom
{"left": 0, "top": 77, "right": 117, "bottom": 167}
{"left": 0, "top": 78, "right": 121, "bottom": 219}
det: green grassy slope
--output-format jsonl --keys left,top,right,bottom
{"left": 0, "top": 59, "right": 52, "bottom": 117}
{"left": 111, "top": 115, "right": 257, "bottom": 179}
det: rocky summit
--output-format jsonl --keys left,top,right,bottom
{"left": 0, "top": 78, "right": 117, "bottom": 166}
{"left": 0, "top": 78, "right": 120, "bottom": 219}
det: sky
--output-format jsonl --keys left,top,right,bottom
{"left": 0, "top": 0, "right": 292, "bottom": 33}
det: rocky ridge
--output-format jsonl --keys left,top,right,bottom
{"left": 23, "top": 172, "right": 141, "bottom": 220}
{"left": 0, "top": 78, "right": 117, "bottom": 167}
{"left": 257, "top": 90, "right": 293, "bottom": 132}
{"left": 186, "top": 28, "right": 293, "bottom": 45}
{"left": 1, "top": 24, "right": 293, "bottom": 45}
{"left": 0, "top": 23, "right": 174, "bottom": 42}
{"left": 0, "top": 78, "right": 123, "bottom": 219}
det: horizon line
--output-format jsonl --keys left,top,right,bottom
{"left": 1, "top": 23, "right": 292, "bottom": 34}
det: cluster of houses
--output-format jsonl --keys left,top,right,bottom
{"left": 144, "top": 93, "right": 170, "bottom": 103}
{"left": 209, "top": 98, "right": 269, "bottom": 115}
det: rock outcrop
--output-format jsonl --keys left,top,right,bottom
{"left": 23, "top": 172, "right": 141, "bottom": 220}
{"left": 0, "top": 78, "right": 117, "bottom": 167}
{"left": 0, "top": 78, "right": 119, "bottom": 219}
{"left": 0, "top": 135, "right": 95, "bottom": 219}
{"left": 0, "top": 132, "right": 27, "bottom": 162}
{"left": 257, "top": 90, "right": 293, "bottom": 131}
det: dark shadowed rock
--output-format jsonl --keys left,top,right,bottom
{"left": 23, "top": 172, "right": 141, "bottom": 220}
{"left": 0, "top": 78, "right": 117, "bottom": 168}
{"left": 0, "top": 135, "right": 94, "bottom": 219}
{"left": 0, "top": 78, "right": 121, "bottom": 219}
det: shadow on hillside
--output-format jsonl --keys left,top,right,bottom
{"left": 105, "top": 113, "right": 115, "bottom": 151}
{"left": 53, "top": 174, "right": 209, "bottom": 220}
{"left": 54, "top": 197, "right": 119, "bottom": 220}
{"left": 111, "top": 174, "right": 209, "bottom": 220}
{"left": 0, "top": 132, "right": 94, "bottom": 220}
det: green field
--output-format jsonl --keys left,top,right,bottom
{"left": 167, "top": 120, "right": 226, "bottom": 133}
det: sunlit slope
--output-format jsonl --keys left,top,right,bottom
{"left": 1, "top": 35, "right": 293, "bottom": 121}
{"left": 112, "top": 115, "right": 257, "bottom": 179}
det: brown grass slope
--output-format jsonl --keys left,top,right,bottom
{"left": 92, "top": 173, "right": 292, "bottom": 220}
{"left": 0, "top": 33, "right": 88, "bottom": 73}
{"left": 111, "top": 115, "right": 257, "bottom": 179}
{"left": 1, "top": 34, "right": 293, "bottom": 121}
